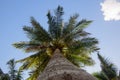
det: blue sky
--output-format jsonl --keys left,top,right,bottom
{"left": 0, "top": 0, "right": 120, "bottom": 78}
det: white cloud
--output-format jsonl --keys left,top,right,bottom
{"left": 100, "top": 0, "right": 120, "bottom": 21}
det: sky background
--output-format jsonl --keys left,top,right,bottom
{"left": 0, "top": 0, "right": 120, "bottom": 79}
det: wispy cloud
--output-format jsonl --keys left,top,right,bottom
{"left": 100, "top": 0, "right": 120, "bottom": 21}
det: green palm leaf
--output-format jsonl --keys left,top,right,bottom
{"left": 17, "top": 51, "right": 49, "bottom": 71}
{"left": 23, "top": 17, "right": 52, "bottom": 42}
{"left": 93, "top": 72, "right": 109, "bottom": 80}
{"left": 97, "top": 53, "right": 118, "bottom": 80}
{"left": 67, "top": 53, "right": 94, "bottom": 67}
{"left": 63, "top": 19, "right": 92, "bottom": 43}
{"left": 47, "top": 6, "right": 64, "bottom": 39}
{"left": 13, "top": 41, "right": 47, "bottom": 53}
{"left": 63, "top": 14, "right": 79, "bottom": 35}
{"left": 27, "top": 56, "right": 49, "bottom": 80}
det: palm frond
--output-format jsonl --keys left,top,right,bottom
{"left": 23, "top": 17, "right": 52, "bottom": 42}
{"left": 27, "top": 55, "right": 50, "bottom": 80}
{"left": 47, "top": 11, "right": 56, "bottom": 39}
{"left": 80, "top": 37, "right": 99, "bottom": 53}
{"left": 97, "top": 53, "right": 118, "bottom": 79}
{"left": 13, "top": 41, "right": 47, "bottom": 53}
{"left": 62, "top": 14, "right": 79, "bottom": 42}
{"left": 62, "top": 19, "right": 92, "bottom": 43}
{"left": 72, "top": 20, "right": 92, "bottom": 39}
{"left": 47, "top": 6, "right": 64, "bottom": 39}
{"left": 16, "top": 70, "right": 23, "bottom": 80}
{"left": 63, "top": 14, "right": 79, "bottom": 35}
{"left": 73, "top": 19, "right": 92, "bottom": 32}
{"left": 93, "top": 72, "right": 109, "bottom": 80}
{"left": 18, "top": 51, "right": 49, "bottom": 71}
{"left": 73, "top": 31, "right": 90, "bottom": 40}
{"left": 67, "top": 53, "right": 94, "bottom": 67}
{"left": 68, "top": 38, "right": 98, "bottom": 55}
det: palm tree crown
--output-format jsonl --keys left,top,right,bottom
{"left": 13, "top": 6, "right": 99, "bottom": 79}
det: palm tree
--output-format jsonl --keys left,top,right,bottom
{"left": 7, "top": 59, "right": 17, "bottom": 80}
{"left": 13, "top": 6, "right": 99, "bottom": 80}
{"left": 93, "top": 53, "right": 120, "bottom": 80}
{"left": 7, "top": 59, "right": 23, "bottom": 80}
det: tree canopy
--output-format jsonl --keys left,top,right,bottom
{"left": 13, "top": 6, "right": 99, "bottom": 80}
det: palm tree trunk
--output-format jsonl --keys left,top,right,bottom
{"left": 37, "top": 49, "right": 97, "bottom": 80}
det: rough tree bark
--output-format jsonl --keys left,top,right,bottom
{"left": 37, "top": 49, "right": 97, "bottom": 80}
